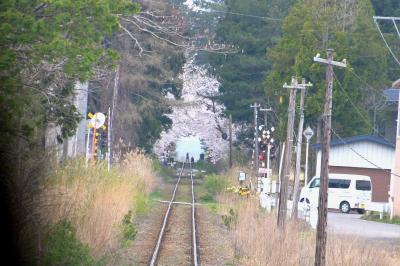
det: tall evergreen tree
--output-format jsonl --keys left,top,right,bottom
{"left": 0, "top": 1, "right": 139, "bottom": 262}
{"left": 265, "top": 0, "right": 392, "bottom": 140}
{"left": 209, "top": 0, "right": 295, "bottom": 123}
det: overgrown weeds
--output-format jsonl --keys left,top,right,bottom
{"left": 362, "top": 212, "right": 400, "bottom": 225}
{"left": 214, "top": 167, "right": 400, "bottom": 266}
{"left": 152, "top": 160, "right": 175, "bottom": 182}
{"left": 36, "top": 151, "right": 158, "bottom": 262}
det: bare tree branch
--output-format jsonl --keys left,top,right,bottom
{"left": 119, "top": 23, "right": 149, "bottom": 56}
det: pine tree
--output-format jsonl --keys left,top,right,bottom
{"left": 265, "top": 0, "right": 391, "bottom": 139}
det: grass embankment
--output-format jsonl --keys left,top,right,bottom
{"left": 196, "top": 173, "right": 229, "bottom": 214}
{"left": 36, "top": 151, "right": 158, "bottom": 264}
{"left": 362, "top": 212, "right": 400, "bottom": 225}
{"left": 210, "top": 167, "right": 400, "bottom": 266}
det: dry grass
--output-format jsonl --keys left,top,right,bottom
{"left": 36, "top": 150, "right": 158, "bottom": 258}
{"left": 216, "top": 169, "right": 400, "bottom": 266}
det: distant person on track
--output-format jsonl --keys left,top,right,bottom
{"left": 186, "top": 152, "right": 189, "bottom": 163}
{"left": 191, "top": 156, "right": 194, "bottom": 166}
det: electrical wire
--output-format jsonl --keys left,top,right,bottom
{"left": 345, "top": 67, "right": 383, "bottom": 96}
{"left": 373, "top": 17, "right": 400, "bottom": 66}
{"left": 330, "top": 128, "right": 400, "bottom": 178}
{"left": 332, "top": 72, "right": 391, "bottom": 143}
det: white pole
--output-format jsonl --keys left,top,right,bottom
{"left": 305, "top": 140, "right": 310, "bottom": 184}
{"left": 74, "top": 130, "right": 78, "bottom": 157}
{"left": 85, "top": 123, "right": 91, "bottom": 164}
{"left": 107, "top": 106, "right": 111, "bottom": 171}
{"left": 276, "top": 142, "right": 285, "bottom": 208}
{"left": 267, "top": 144, "right": 271, "bottom": 179}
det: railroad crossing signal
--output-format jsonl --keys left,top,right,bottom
{"left": 87, "top": 112, "right": 107, "bottom": 162}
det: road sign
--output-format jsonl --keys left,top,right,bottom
{"left": 303, "top": 126, "right": 314, "bottom": 141}
{"left": 259, "top": 168, "right": 272, "bottom": 174}
{"left": 239, "top": 171, "right": 246, "bottom": 181}
{"left": 90, "top": 112, "right": 106, "bottom": 129}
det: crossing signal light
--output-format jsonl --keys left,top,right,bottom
{"left": 99, "top": 131, "right": 107, "bottom": 150}
{"left": 270, "top": 145, "right": 277, "bottom": 160}
{"left": 259, "top": 142, "right": 267, "bottom": 151}
{"left": 94, "top": 132, "right": 100, "bottom": 156}
{"left": 94, "top": 133, "right": 99, "bottom": 144}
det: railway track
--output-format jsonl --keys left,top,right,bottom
{"left": 149, "top": 162, "right": 199, "bottom": 266}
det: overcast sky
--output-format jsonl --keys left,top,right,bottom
{"left": 176, "top": 136, "right": 203, "bottom": 161}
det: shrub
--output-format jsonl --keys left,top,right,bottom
{"left": 199, "top": 193, "right": 214, "bottom": 203}
{"left": 152, "top": 160, "right": 175, "bottom": 181}
{"left": 204, "top": 174, "right": 229, "bottom": 197}
{"left": 222, "top": 208, "right": 238, "bottom": 230}
{"left": 119, "top": 211, "right": 138, "bottom": 247}
{"left": 362, "top": 212, "right": 400, "bottom": 225}
{"left": 134, "top": 191, "right": 152, "bottom": 216}
{"left": 44, "top": 219, "right": 102, "bottom": 266}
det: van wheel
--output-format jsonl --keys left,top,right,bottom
{"left": 340, "top": 201, "right": 351, "bottom": 213}
{"left": 356, "top": 209, "right": 365, "bottom": 214}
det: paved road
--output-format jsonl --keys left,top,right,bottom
{"left": 328, "top": 212, "right": 400, "bottom": 238}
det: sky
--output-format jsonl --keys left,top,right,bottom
{"left": 176, "top": 136, "right": 204, "bottom": 161}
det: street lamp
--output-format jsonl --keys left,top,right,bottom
{"left": 303, "top": 126, "right": 314, "bottom": 184}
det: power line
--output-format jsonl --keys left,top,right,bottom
{"left": 333, "top": 72, "right": 391, "bottom": 143}
{"left": 345, "top": 67, "right": 382, "bottom": 95}
{"left": 331, "top": 128, "right": 400, "bottom": 178}
{"left": 345, "top": 67, "right": 390, "bottom": 100}
{"left": 373, "top": 17, "right": 400, "bottom": 66}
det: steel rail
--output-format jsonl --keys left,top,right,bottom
{"left": 190, "top": 162, "right": 199, "bottom": 266}
{"left": 149, "top": 162, "right": 185, "bottom": 266}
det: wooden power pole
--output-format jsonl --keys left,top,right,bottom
{"left": 277, "top": 77, "right": 299, "bottom": 228}
{"left": 292, "top": 78, "right": 312, "bottom": 218}
{"left": 313, "top": 49, "right": 346, "bottom": 266}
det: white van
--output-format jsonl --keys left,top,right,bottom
{"left": 299, "top": 174, "right": 372, "bottom": 214}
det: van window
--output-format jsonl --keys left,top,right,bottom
{"left": 329, "top": 179, "right": 350, "bottom": 189}
{"left": 329, "top": 179, "right": 340, "bottom": 188}
{"left": 356, "top": 180, "right": 371, "bottom": 191}
{"left": 339, "top": 180, "right": 351, "bottom": 188}
{"left": 309, "top": 178, "right": 320, "bottom": 188}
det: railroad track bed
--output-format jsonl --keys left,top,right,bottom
{"left": 150, "top": 163, "right": 199, "bottom": 266}
{"left": 113, "top": 163, "right": 234, "bottom": 265}
{"left": 156, "top": 203, "right": 193, "bottom": 265}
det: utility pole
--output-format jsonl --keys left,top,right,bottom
{"left": 110, "top": 66, "right": 119, "bottom": 169}
{"left": 229, "top": 114, "right": 233, "bottom": 168}
{"left": 390, "top": 80, "right": 400, "bottom": 218}
{"left": 251, "top": 102, "right": 260, "bottom": 190}
{"left": 277, "top": 77, "right": 299, "bottom": 228}
{"left": 313, "top": 49, "right": 346, "bottom": 266}
{"left": 292, "top": 79, "right": 312, "bottom": 218}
